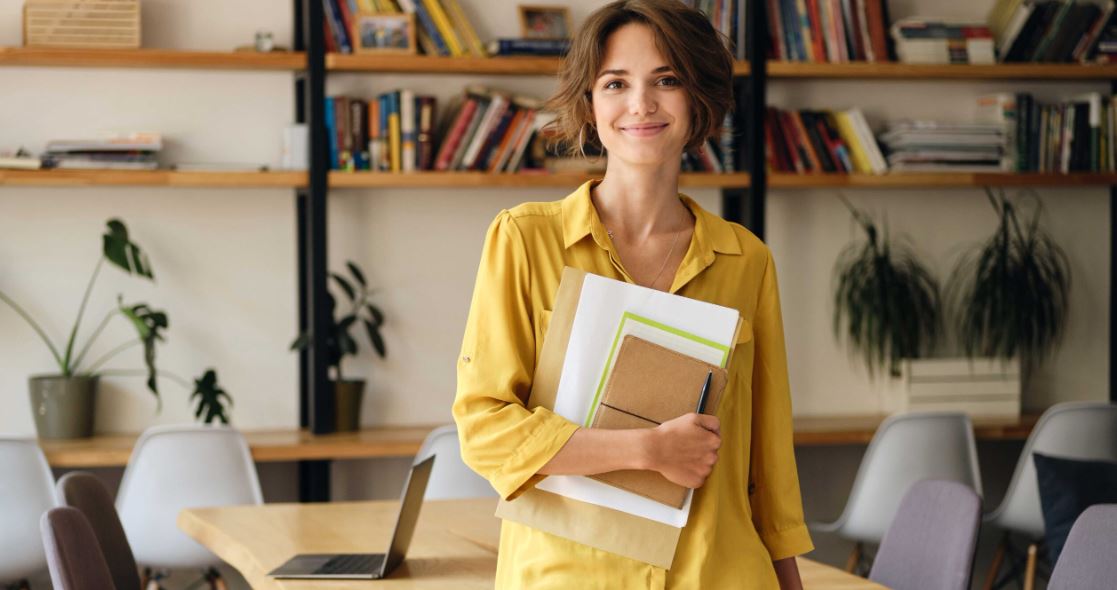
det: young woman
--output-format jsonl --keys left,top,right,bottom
{"left": 453, "top": 1, "right": 812, "bottom": 587}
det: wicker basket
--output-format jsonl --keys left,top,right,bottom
{"left": 23, "top": 0, "right": 141, "bottom": 49}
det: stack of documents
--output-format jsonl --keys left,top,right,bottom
{"left": 496, "top": 268, "right": 743, "bottom": 568}
{"left": 43, "top": 132, "right": 161, "bottom": 170}
{"left": 880, "top": 121, "right": 1006, "bottom": 171}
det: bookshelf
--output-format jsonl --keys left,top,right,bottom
{"left": 766, "top": 61, "right": 1117, "bottom": 80}
{"left": 327, "top": 171, "right": 750, "bottom": 189}
{"left": 0, "top": 47, "right": 305, "bottom": 70}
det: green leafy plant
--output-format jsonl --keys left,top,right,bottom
{"left": 833, "top": 197, "right": 942, "bottom": 376}
{"left": 0, "top": 219, "right": 232, "bottom": 423}
{"left": 291, "top": 260, "right": 387, "bottom": 380}
{"left": 947, "top": 189, "right": 1071, "bottom": 371}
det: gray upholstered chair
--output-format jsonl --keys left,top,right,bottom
{"left": 868, "top": 479, "right": 982, "bottom": 590}
{"left": 1048, "top": 504, "right": 1117, "bottom": 590}
{"left": 40, "top": 507, "right": 115, "bottom": 590}
{"left": 57, "top": 471, "right": 142, "bottom": 590}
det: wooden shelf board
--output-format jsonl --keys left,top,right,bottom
{"left": 768, "top": 61, "right": 1117, "bottom": 80}
{"left": 39, "top": 415, "right": 1037, "bottom": 467}
{"left": 793, "top": 413, "right": 1038, "bottom": 446}
{"left": 328, "top": 171, "right": 750, "bottom": 188}
{"left": 327, "top": 53, "right": 563, "bottom": 75}
{"left": 0, "top": 47, "right": 305, "bottom": 70}
{"left": 40, "top": 425, "right": 438, "bottom": 468}
{"left": 769, "top": 172, "right": 1117, "bottom": 188}
{"left": 0, "top": 169, "right": 307, "bottom": 187}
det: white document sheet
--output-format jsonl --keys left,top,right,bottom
{"left": 537, "top": 273, "right": 740, "bottom": 527}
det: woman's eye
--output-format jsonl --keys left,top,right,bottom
{"left": 657, "top": 76, "right": 680, "bottom": 87}
{"left": 604, "top": 80, "right": 624, "bottom": 90}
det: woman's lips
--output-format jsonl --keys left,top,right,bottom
{"left": 619, "top": 123, "right": 668, "bottom": 137}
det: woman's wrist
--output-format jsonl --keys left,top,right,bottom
{"left": 633, "top": 427, "right": 659, "bottom": 472}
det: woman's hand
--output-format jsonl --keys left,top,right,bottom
{"left": 646, "top": 413, "right": 721, "bottom": 488}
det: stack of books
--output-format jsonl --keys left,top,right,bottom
{"left": 890, "top": 19, "right": 995, "bottom": 64}
{"left": 988, "top": 0, "right": 1117, "bottom": 62}
{"left": 978, "top": 92, "right": 1117, "bottom": 173}
{"left": 879, "top": 122, "right": 1005, "bottom": 172}
{"left": 764, "top": 107, "right": 886, "bottom": 174}
{"left": 324, "top": 0, "right": 487, "bottom": 57}
{"left": 681, "top": 0, "right": 745, "bottom": 60}
{"left": 42, "top": 133, "right": 161, "bottom": 170}
{"left": 765, "top": 0, "right": 893, "bottom": 62}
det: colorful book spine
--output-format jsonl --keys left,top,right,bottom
{"left": 399, "top": 0, "right": 450, "bottom": 56}
{"left": 421, "top": 0, "right": 464, "bottom": 56}
{"left": 387, "top": 91, "right": 401, "bottom": 173}
{"left": 325, "top": 96, "right": 339, "bottom": 169}
{"left": 401, "top": 89, "right": 416, "bottom": 172}
{"left": 442, "top": 0, "right": 487, "bottom": 56}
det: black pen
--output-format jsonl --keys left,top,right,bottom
{"left": 695, "top": 370, "right": 713, "bottom": 414}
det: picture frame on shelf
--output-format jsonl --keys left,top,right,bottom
{"left": 352, "top": 12, "right": 418, "bottom": 54}
{"left": 518, "top": 5, "right": 571, "bottom": 40}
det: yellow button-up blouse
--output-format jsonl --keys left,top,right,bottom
{"left": 453, "top": 181, "right": 813, "bottom": 589}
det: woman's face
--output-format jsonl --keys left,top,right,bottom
{"left": 591, "top": 23, "right": 690, "bottom": 168}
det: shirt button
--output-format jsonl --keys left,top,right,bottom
{"left": 461, "top": 355, "right": 471, "bottom": 363}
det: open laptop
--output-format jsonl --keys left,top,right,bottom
{"left": 268, "top": 455, "right": 435, "bottom": 580}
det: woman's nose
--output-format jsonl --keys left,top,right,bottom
{"left": 628, "top": 87, "right": 657, "bottom": 116}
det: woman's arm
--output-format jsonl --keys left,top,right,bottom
{"left": 539, "top": 413, "right": 722, "bottom": 489}
{"left": 773, "top": 557, "right": 803, "bottom": 590}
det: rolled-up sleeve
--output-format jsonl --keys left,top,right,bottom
{"left": 452, "top": 211, "right": 579, "bottom": 501}
{"left": 748, "top": 248, "right": 814, "bottom": 560}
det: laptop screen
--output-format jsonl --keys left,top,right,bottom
{"left": 384, "top": 455, "right": 435, "bottom": 574}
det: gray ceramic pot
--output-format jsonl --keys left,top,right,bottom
{"left": 29, "top": 375, "right": 98, "bottom": 439}
{"left": 334, "top": 379, "right": 366, "bottom": 433}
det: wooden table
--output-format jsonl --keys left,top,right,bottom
{"left": 179, "top": 497, "right": 885, "bottom": 589}
{"left": 41, "top": 413, "right": 1038, "bottom": 468}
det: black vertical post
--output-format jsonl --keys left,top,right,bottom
{"left": 743, "top": 0, "right": 768, "bottom": 239}
{"left": 294, "top": 0, "right": 309, "bottom": 429}
{"left": 1112, "top": 82, "right": 1117, "bottom": 402}
{"left": 298, "top": 0, "right": 333, "bottom": 502}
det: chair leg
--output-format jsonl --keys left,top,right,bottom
{"left": 204, "top": 567, "right": 228, "bottom": 590}
{"left": 983, "top": 534, "right": 1007, "bottom": 590}
{"left": 845, "top": 542, "right": 863, "bottom": 573}
{"left": 1023, "top": 543, "right": 1038, "bottom": 590}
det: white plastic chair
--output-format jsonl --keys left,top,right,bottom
{"left": 415, "top": 425, "right": 497, "bottom": 500}
{"left": 983, "top": 402, "right": 1117, "bottom": 590}
{"left": 810, "top": 412, "right": 982, "bottom": 573}
{"left": 0, "top": 438, "right": 58, "bottom": 587}
{"left": 116, "top": 425, "right": 263, "bottom": 577}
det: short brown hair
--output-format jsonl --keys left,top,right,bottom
{"left": 545, "top": 0, "right": 734, "bottom": 156}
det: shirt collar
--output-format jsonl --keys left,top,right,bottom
{"left": 560, "top": 180, "right": 742, "bottom": 256}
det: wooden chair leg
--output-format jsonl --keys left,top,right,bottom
{"left": 1023, "top": 543, "right": 1038, "bottom": 590}
{"left": 983, "top": 535, "right": 1007, "bottom": 590}
{"left": 845, "top": 542, "right": 863, "bottom": 573}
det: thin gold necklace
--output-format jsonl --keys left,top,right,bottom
{"left": 607, "top": 225, "right": 683, "bottom": 289}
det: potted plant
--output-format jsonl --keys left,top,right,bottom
{"left": 832, "top": 197, "right": 942, "bottom": 378}
{"left": 0, "top": 219, "right": 233, "bottom": 438}
{"left": 291, "top": 260, "right": 387, "bottom": 432}
{"left": 947, "top": 189, "right": 1071, "bottom": 386}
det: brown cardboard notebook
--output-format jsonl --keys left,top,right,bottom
{"left": 589, "top": 335, "right": 728, "bottom": 508}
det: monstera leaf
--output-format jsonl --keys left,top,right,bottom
{"left": 103, "top": 219, "right": 154, "bottom": 280}
{"left": 118, "top": 299, "right": 168, "bottom": 397}
{"left": 191, "top": 369, "right": 231, "bottom": 424}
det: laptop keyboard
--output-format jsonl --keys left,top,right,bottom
{"left": 314, "top": 554, "right": 380, "bottom": 575}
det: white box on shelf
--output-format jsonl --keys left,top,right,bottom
{"left": 901, "top": 357, "right": 1021, "bottom": 419}
{"left": 281, "top": 124, "right": 308, "bottom": 171}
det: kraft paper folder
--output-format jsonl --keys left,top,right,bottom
{"left": 589, "top": 335, "right": 728, "bottom": 509}
{"left": 495, "top": 267, "right": 742, "bottom": 569}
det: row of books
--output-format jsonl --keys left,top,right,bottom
{"left": 988, "top": 0, "right": 1117, "bottom": 63}
{"left": 681, "top": 0, "right": 746, "bottom": 60}
{"left": 323, "top": 0, "right": 487, "bottom": 57}
{"left": 979, "top": 92, "right": 1117, "bottom": 173}
{"left": 765, "top": 0, "right": 893, "bottom": 63}
{"left": 880, "top": 122, "right": 1005, "bottom": 172}
{"left": 763, "top": 107, "right": 886, "bottom": 173}
{"left": 890, "top": 19, "right": 995, "bottom": 65}
{"left": 326, "top": 87, "right": 551, "bottom": 173}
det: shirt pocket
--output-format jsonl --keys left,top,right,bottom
{"left": 722, "top": 319, "right": 755, "bottom": 414}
